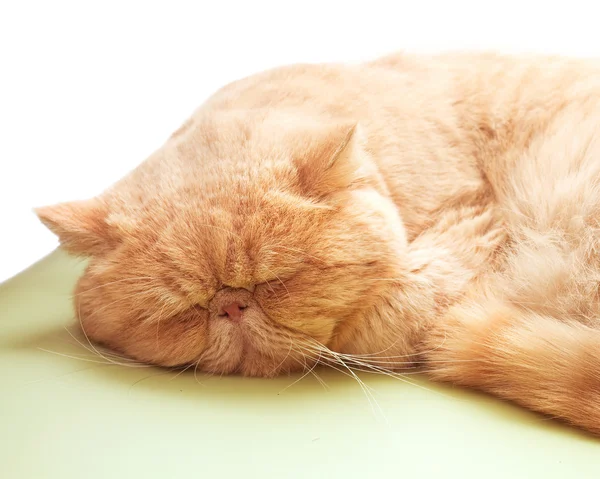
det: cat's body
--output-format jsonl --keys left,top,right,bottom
{"left": 37, "top": 52, "right": 600, "bottom": 435}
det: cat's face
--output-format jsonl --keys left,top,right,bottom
{"left": 37, "top": 113, "right": 408, "bottom": 376}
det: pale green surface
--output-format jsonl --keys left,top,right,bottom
{"left": 1, "top": 250, "right": 600, "bottom": 478}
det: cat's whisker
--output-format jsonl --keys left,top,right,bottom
{"left": 309, "top": 367, "right": 329, "bottom": 390}
{"left": 262, "top": 279, "right": 287, "bottom": 306}
{"left": 343, "top": 357, "right": 451, "bottom": 398}
{"left": 169, "top": 363, "right": 195, "bottom": 381}
{"left": 262, "top": 266, "right": 291, "bottom": 302}
{"left": 269, "top": 334, "right": 294, "bottom": 376}
{"left": 128, "top": 369, "right": 173, "bottom": 395}
{"left": 193, "top": 358, "right": 205, "bottom": 386}
{"left": 333, "top": 336, "right": 407, "bottom": 360}
{"left": 299, "top": 358, "right": 329, "bottom": 391}
{"left": 278, "top": 346, "right": 323, "bottom": 394}
{"left": 296, "top": 340, "right": 385, "bottom": 420}
{"left": 61, "top": 326, "right": 119, "bottom": 358}
{"left": 295, "top": 345, "right": 373, "bottom": 384}
{"left": 72, "top": 276, "right": 156, "bottom": 297}
{"left": 300, "top": 338, "right": 451, "bottom": 401}
{"left": 336, "top": 329, "right": 449, "bottom": 361}
{"left": 296, "top": 348, "right": 358, "bottom": 382}
{"left": 38, "top": 346, "right": 149, "bottom": 368}
{"left": 266, "top": 250, "right": 303, "bottom": 263}
{"left": 37, "top": 348, "right": 124, "bottom": 365}
{"left": 62, "top": 325, "right": 144, "bottom": 364}
{"left": 332, "top": 354, "right": 384, "bottom": 420}
{"left": 294, "top": 345, "right": 329, "bottom": 390}
{"left": 86, "top": 290, "right": 154, "bottom": 319}
{"left": 154, "top": 302, "right": 168, "bottom": 349}
{"left": 25, "top": 364, "right": 113, "bottom": 385}
{"left": 270, "top": 244, "right": 327, "bottom": 265}
{"left": 355, "top": 367, "right": 424, "bottom": 376}
{"left": 77, "top": 298, "right": 151, "bottom": 368}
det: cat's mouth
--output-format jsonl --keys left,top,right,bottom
{"left": 200, "top": 312, "right": 309, "bottom": 377}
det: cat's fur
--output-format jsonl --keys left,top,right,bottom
{"left": 37, "top": 52, "right": 600, "bottom": 435}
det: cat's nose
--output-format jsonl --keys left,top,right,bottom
{"left": 217, "top": 301, "right": 247, "bottom": 321}
{"left": 210, "top": 287, "right": 252, "bottom": 321}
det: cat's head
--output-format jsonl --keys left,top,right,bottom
{"left": 36, "top": 112, "right": 409, "bottom": 376}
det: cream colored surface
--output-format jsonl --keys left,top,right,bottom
{"left": 1, "top": 249, "right": 599, "bottom": 478}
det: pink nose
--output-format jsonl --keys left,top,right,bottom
{"left": 218, "top": 301, "right": 247, "bottom": 321}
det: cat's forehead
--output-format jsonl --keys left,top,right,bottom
{"left": 112, "top": 183, "right": 328, "bottom": 267}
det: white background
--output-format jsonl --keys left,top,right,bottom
{"left": 2, "top": 0, "right": 600, "bottom": 282}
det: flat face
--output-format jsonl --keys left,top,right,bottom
{"left": 1, "top": 250, "right": 599, "bottom": 479}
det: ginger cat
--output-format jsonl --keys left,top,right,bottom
{"left": 37, "top": 52, "right": 600, "bottom": 436}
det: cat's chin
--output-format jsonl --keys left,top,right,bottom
{"left": 198, "top": 351, "right": 310, "bottom": 378}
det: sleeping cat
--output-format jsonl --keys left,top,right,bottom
{"left": 37, "top": 52, "right": 600, "bottom": 436}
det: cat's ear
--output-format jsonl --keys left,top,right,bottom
{"left": 35, "top": 198, "right": 117, "bottom": 255}
{"left": 295, "top": 122, "right": 367, "bottom": 197}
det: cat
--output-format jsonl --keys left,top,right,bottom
{"left": 36, "top": 51, "right": 600, "bottom": 436}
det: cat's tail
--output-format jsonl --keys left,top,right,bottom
{"left": 423, "top": 296, "right": 600, "bottom": 435}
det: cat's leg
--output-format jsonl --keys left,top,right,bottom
{"left": 423, "top": 292, "right": 600, "bottom": 434}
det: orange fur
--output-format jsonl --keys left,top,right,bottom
{"left": 36, "top": 51, "right": 600, "bottom": 435}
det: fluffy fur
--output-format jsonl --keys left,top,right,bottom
{"left": 37, "top": 52, "right": 600, "bottom": 435}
